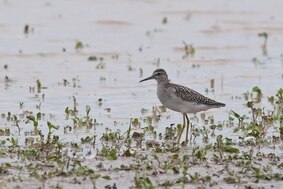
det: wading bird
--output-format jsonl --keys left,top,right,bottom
{"left": 140, "top": 69, "right": 225, "bottom": 143}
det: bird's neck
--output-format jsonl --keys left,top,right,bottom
{"left": 157, "top": 79, "right": 170, "bottom": 86}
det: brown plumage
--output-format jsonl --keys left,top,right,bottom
{"left": 163, "top": 83, "right": 225, "bottom": 107}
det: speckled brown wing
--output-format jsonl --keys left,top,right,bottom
{"left": 164, "top": 83, "right": 225, "bottom": 107}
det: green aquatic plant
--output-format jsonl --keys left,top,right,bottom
{"left": 97, "top": 129, "right": 124, "bottom": 160}
{"left": 192, "top": 144, "right": 212, "bottom": 161}
{"left": 276, "top": 88, "right": 283, "bottom": 104}
{"left": 36, "top": 80, "right": 41, "bottom": 93}
{"left": 97, "top": 145, "right": 118, "bottom": 160}
{"left": 233, "top": 88, "right": 283, "bottom": 144}
{"left": 9, "top": 137, "right": 19, "bottom": 149}
{"left": 164, "top": 124, "right": 177, "bottom": 141}
{"left": 46, "top": 121, "right": 59, "bottom": 144}
{"left": 252, "top": 86, "right": 262, "bottom": 102}
{"left": 65, "top": 96, "right": 78, "bottom": 118}
{"left": 210, "top": 79, "right": 215, "bottom": 89}
{"left": 75, "top": 41, "right": 84, "bottom": 50}
{"left": 2, "top": 80, "right": 283, "bottom": 189}
{"left": 134, "top": 176, "right": 154, "bottom": 189}
{"left": 132, "top": 118, "right": 140, "bottom": 128}
{"left": 229, "top": 110, "right": 248, "bottom": 132}
{"left": 215, "top": 135, "right": 239, "bottom": 155}
{"left": 13, "top": 115, "right": 21, "bottom": 134}
{"left": 73, "top": 106, "right": 96, "bottom": 129}
{"left": 26, "top": 112, "right": 41, "bottom": 134}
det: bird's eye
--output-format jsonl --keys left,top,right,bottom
{"left": 156, "top": 73, "right": 161, "bottom": 75}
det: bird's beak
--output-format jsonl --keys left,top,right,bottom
{"left": 139, "top": 75, "right": 154, "bottom": 82}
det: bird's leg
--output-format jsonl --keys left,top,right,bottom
{"left": 190, "top": 124, "right": 195, "bottom": 142}
{"left": 177, "top": 113, "right": 186, "bottom": 143}
{"left": 184, "top": 114, "right": 190, "bottom": 144}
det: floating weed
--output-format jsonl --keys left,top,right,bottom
{"left": 139, "top": 68, "right": 143, "bottom": 78}
{"left": 4, "top": 75, "right": 14, "bottom": 89}
{"left": 229, "top": 110, "right": 247, "bottom": 131}
{"left": 153, "top": 57, "right": 160, "bottom": 67}
{"left": 75, "top": 41, "right": 84, "bottom": 50}
{"left": 73, "top": 165, "right": 95, "bottom": 176}
{"left": 209, "top": 124, "right": 222, "bottom": 137}
{"left": 13, "top": 115, "right": 21, "bottom": 134}
{"left": 133, "top": 176, "right": 154, "bottom": 189}
{"left": 193, "top": 126, "right": 210, "bottom": 144}
{"left": 0, "top": 163, "right": 11, "bottom": 175}
{"left": 63, "top": 79, "right": 69, "bottom": 86}
{"left": 19, "top": 102, "right": 24, "bottom": 109}
{"left": 138, "top": 45, "right": 143, "bottom": 52}
{"left": 162, "top": 17, "right": 167, "bottom": 24}
{"left": 97, "top": 98, "right": 103, "bottom": 107}
{"left": 97, "top": 129, "right": 123, "bottom": 160}
{"left": 215, "top": 135, "right": 239, "bottom": 156}
{"left": 158, "top": 105, "right": 166, "bottom": 113}
{"left": 97, "top": 145, "right": 118, "bottom": 160}
{"left": 128, "top": 65, "right": 134, "bottom": 71}
{"left": 192, "top": 144, "right": 212, "bottom": 161}
{"left": 4, "top": 76, "right": 10, "bottom": 83}
{"left": 46, "top": 122, "right": 59, "bottom": 144}
{"left": 141, "top": 107, "right": 149, "bottom": 115}
{"left": 258, "top": 32, "right": 268, "bottom": 56}
{"left": 36, "top": 80, "right": 42, "bottom": 93}
{"left": 252, "top": 86, "right": 262, "bottom": 102}
{"left": 164, "top": 124, "right": 177, "bottom": 141}
{"left": 252, "top": 57, "right": 264, "bottom": 67}
{"left": 223, "top": 176, "right": 239, "bottom": 184}
{"left": 9, "top": 137, "right": 20, "bottom": 149}
{"left": 95, "top": 57, "right": 105, "bottom": 69}
{"left": 276, "top": 88, "right": 283, "bottom": 104}
{"left": 182, "top": 41, "right": 195, "bottom": 59}
{"left": 24, "top": 24, "right": 34, "bottom": 35}
{"left": 65, "top": 96, "right": 78, "bottom": 118}
{"left": 26, "top": 112, "right": 41, "bottom": 134}
{"left": 132, "top": 118, "right": 141, "bottom": 128}
{"left": 210, "top": 78, "right": 215, "bottom": 89}
{"left": 191, "top": 63, "right": 200, "bottom": 69}
{"left": 72, "top": 105, "right": 96, "bottom": 129}
{"left": 280, "top": 126, "right": 283, "bottom": 141}
{"left": 0, "top": 128, "right": 10, "bottom": 136}
{"left": 232, "top": 87, "right": 283, "bottom": 145}
{"left": 88, "top": 56, "right": 99, "bottom": 61}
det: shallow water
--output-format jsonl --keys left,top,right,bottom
{"left": 0, "top": 0, "right": 283, "bottom": 188}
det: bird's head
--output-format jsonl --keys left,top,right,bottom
{"left": 139, "top": 68, "right": 169, "bottom": 83}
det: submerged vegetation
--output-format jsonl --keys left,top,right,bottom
{"left": 0, "top": 86, "right": 283, "bottom": 188}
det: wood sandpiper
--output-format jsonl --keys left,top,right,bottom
{"left": 140, "top": 68, "right": 225, "bottom": 143}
